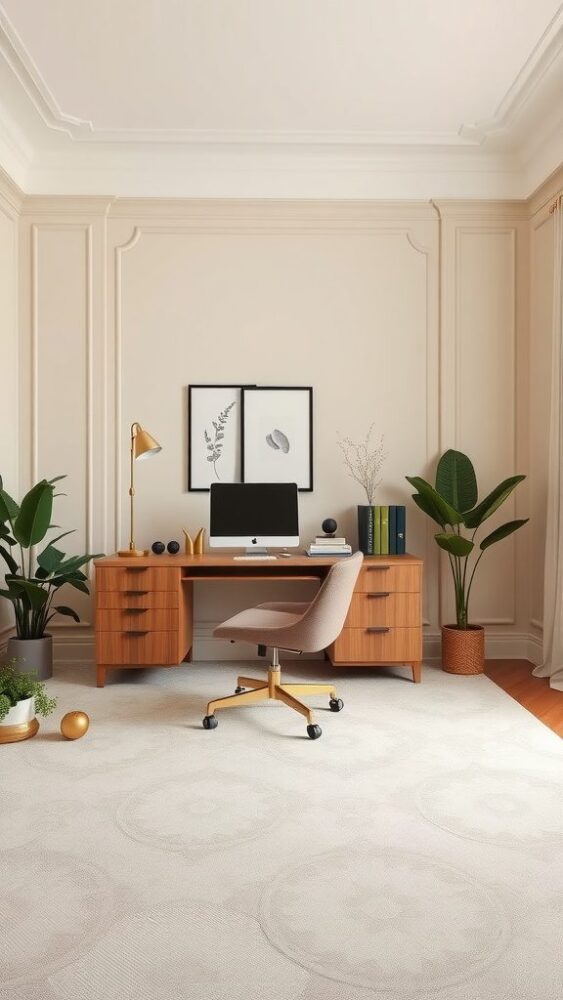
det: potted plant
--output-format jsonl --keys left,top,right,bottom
{"left": 0, "top": 659, "right": 57, "bottom": 743}
{"left": 406, "top": 450, "right": 528, "bottom": 674}
{"left": 0, "top": 475, "right": 101, "bottom": 679}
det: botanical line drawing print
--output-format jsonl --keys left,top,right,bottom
{"left": 204, "top": 401, "right": 236, "bottom": 480}
{"left": 266, "top": 429, "right": 290, "bottom": 453}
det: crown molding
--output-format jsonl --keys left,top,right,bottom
{"left": 0, "top": 161, "right": 22, "bottom": 211}
{"left": 20, "top": 194, "right": 114, "bottom": 217}
{"left": 527, "top": 162, "right": 563, "bottom": 218}
{"left": 107, "top": 197, "right": 440, "bottom": 223}
{"left": 460, "top": 6, "right": 563, "bottom": 144}
{"left": 432, "top": 199, "right": 529, "bottom": 222}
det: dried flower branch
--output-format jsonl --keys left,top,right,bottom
{"left": 337, "top": 424, "right": 387, "bottom": 504}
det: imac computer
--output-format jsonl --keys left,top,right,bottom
{"left": 209, "top": 483, "right": 299, "bottom": 557}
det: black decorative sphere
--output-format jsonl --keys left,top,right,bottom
{"left": 167, "top": 540, "right": 180, "bottom": 554}
{"left": 151, "top": 541, "right": 165, "bottom": 555}
{"left": 322, "top": 518, "right": 337, "bottom": 535}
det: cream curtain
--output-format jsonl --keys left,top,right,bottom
{"left": 534, "top": 199, "right": 563, "bottom": 690}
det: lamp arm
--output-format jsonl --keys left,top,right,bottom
{"left": 129, "top": 424, "right": 137, "bottom": 551}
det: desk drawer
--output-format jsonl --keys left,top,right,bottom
{"left": 330, "top": 626, "right": 421, "bottom": 663}
{"left": 96, "top": 609, "right": 179, "bottom": 632}
{"left": 96, "top": 567, "right": 179, "bottom": 592}
{"left": 97, "top": 590, "right": 179, "bottom": 610}
{"left": 358, "top": 563, "right": 420, "bottom": 594}
{"left": 345, "top": 592, "right": 421, "bottom": 628}
{"left": 96, "top": 631, "right": 178, "bottom": 665}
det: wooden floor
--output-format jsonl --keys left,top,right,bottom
{"left": 485, "top": 659, "right": 563, "bottom": 737}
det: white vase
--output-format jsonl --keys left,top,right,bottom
{"left": 0, "top": 696, "right": 39, "bottom": 743}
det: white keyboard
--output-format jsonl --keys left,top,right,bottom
{"left": 233, "top": 555, "right": 277, "bottom": 561}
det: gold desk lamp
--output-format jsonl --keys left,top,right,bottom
{"left": 118, "top": 422, "right": 161, "bottom": 557}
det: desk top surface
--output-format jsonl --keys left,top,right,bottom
{"left": 95, "top": 552, "right": 421, "bottom": 569}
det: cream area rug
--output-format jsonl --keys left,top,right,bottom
{"left": 1, "top": 660, "right": 562, "bottom": 1000}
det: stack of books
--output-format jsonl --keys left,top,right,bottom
{"left": 306, "top": 534, "right": 352, "bottom": 557}
{"left": 357, "top": 505, "right": 406, "bottom": 555}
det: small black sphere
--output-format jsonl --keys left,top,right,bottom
{"left": 322, "top": 518, "right": 337, "bottom": 535}
{"left": 167, "top": 540, "right": 180, "bottom": 554}
{"left": 151, "top": 541, "right": 165, "bottom": 555}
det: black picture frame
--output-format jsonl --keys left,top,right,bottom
{"left": 188, "top": 384, "right": 255, "bottom": 492}
{"left": 241, "top": 386, "right": 313, "bottom": 492}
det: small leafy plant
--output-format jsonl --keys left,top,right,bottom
{"left": 204, "top": 402, "right": 236, "bottom": 481}
{"left": 0, "top": 474, "right": 102, "bottom": 639}
{"left": 406, "top": 449, "right": 528, "bottom": 629}
{"left": 0, "top": 660, "right": 57, "bottom": 722}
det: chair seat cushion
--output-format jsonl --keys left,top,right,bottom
{"left": 213, "top": 606, "right": 303, "bottom": 643}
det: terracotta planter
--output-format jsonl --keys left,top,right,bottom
{"left": 0, "top": 696, "right": 39, "bottom": 744}
{"left": 441, "top": 624, "right": 484, "bottom": 675}
{"left": 7, "top": 635, "right": 53, "bottom": 680}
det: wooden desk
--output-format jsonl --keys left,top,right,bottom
{"left": 94, "top": 552, "right": 423, "bottom": 687}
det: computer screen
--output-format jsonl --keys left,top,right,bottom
{"left": 209, "top": 483, "right": 299, "bottom": 549}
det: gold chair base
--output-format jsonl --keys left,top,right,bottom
{"left": 206, "top": 668, "right": 338, "bottom": 726}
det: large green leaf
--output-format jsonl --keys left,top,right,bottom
{"left": 406, "top": 476, "right": 463, "bottom": 526}
{"left": 0, "top": 486, "right": 19, "bottom": 525}
{"left": 13, "top": 481, "right": 54, "bottom": 547}
{"left": 411, "top": 492, "right": 446, "bottom": 527}
{"left": 36, "top": 544, "right": 65, "bottom": 575}
{"left": 464, "top": 476, "right": 526, "bottom": 528}
{"left": 434, "top": 532, "right": 475, "bottom": 556}
{"left": 479, "top": 519, "right": 529, "bottom": 551}
{"left": 6, "top": 578, "right": 49, "bottom": 610}
{"left": 0, "top": 545, "right": 19, "bottom": 575}
{"left": 435, "top": 450, "right": 477, "bottom": 513}
{"left": 52, "top": 605, "right": 80, "bottom": 623}
{"left": 52, "top": 552, "right": 101, "bottom": 578}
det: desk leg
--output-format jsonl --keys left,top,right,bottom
{"left": 97, "top": 665, "right": 107, "bottom": 688}
{"left": 411, "top": 661, "right": 422, "bottom": 683}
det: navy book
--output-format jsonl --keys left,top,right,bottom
{"left": 389, "top": 505, "right": 397, "bottom": 554}
{"left": 357, "top": 506, "right": 374, "bottom": 555}
{"left": 396, "top": 505, "right": 406, "bottom": 554}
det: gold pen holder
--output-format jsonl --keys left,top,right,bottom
{"left": 183, "top": 527, "right": 205, "bottom": 555}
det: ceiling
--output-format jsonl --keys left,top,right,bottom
{"left": 0, "top": 0, "right": 562, "bottom": 198}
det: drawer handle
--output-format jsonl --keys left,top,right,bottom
{"left": 124, "top": 590, "right": 149, "bottom": 596}
{"left": 123, "top": 630, "right": 149, "bottom": 636}
{"left": 367, "top": 592, "right": 390, "bottom": 598}
{"left": 366, "top": 565, "right": 390, "bottom": 571}
{"left": 126, "top": 567, "right": 148, "bottom": 573}
{"left": 366, "top": 627, "right": 390, "bottom": 633}
{"left": 123, "top": 607, "right": 148, "bottom": 614}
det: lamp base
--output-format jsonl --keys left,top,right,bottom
{"left": 117, "top": 548, "right": 149, "bottom": 557}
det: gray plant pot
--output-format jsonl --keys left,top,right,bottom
{"left": 7, "top": 635, "right": 53, "bottom": 680}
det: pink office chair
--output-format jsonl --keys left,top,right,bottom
{"left": 203, "top": 551, "right": 363, "bottom": 739}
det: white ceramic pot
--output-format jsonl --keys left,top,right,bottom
{"left": 0, "top": 696, "right": 36, "bottom": 726}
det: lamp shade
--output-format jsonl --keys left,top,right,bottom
{"left": 133, "top": 425, "right": 161, "bottom": 460}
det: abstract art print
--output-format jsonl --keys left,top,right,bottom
{"left": 188, "top": 385, "right": 252, "bottom": 491}
{"left": 241, "top": 386, "right": 313, "bottom": 491}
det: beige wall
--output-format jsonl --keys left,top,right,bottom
{"left": 12, "top": 195, "right": 537, "bottom": 663}
{"left": 0, "top": 172, "right": 20, "bottom": 642}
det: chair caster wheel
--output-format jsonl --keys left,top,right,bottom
{"left": 202, "top": 715, "right": 218, "bottom": 730}
{"left": 307, "top": 724, "right": 322, "bottom": 740}
{"left": 329, "top": 698, "right": 344, "bottom": 712}
{"left": 234, "top": 686, "right": 244, "bottom": 694}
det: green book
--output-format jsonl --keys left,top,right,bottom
{"left": 372, "top": 506, "right": 381, "bottom": 555}
{"left": 380, "top": 505, "right": 389, "bottom": 555}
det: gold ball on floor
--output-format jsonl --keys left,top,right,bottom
{"left": 60, "top": 711, "right": 90, "bottom": 740}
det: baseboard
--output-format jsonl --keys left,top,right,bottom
{"left": 46, "top": 625, "right": 542, "bottom": 668}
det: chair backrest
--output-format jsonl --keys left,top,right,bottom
{"left": 291, "top": 551, "right": 363, "bottom": 652}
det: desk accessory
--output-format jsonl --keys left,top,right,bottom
{"left": 167, "top": 540, "right": 180, "bottom": 554}
{"left": 183, "top": 528, "right": 205, "bottom": 555}
{"left": 118, "top": 422, "right": 162, "bottom": 557}
{"left": 183, "top": 529, "right": 194, "bottom": 555}
{"left": 151, "top": 541, "right": 165, "bottom": 555}
{"left": 321, "top": 517, "right": 337, "bottom": 536}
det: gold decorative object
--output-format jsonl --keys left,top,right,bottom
{"left": 0, "top": 718, "right": 39, "bottom": 744}
{"left": 194, "top": 527, "right": 205, "bottom": 555}
{"left": 60, "top": 711, "right": 90, "bottom": 740}
{"left": 183, "top": 529, "right": 194, "bottom": 555}
{"left": 118, "top": 422, "right": 162, "bottom": 557}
